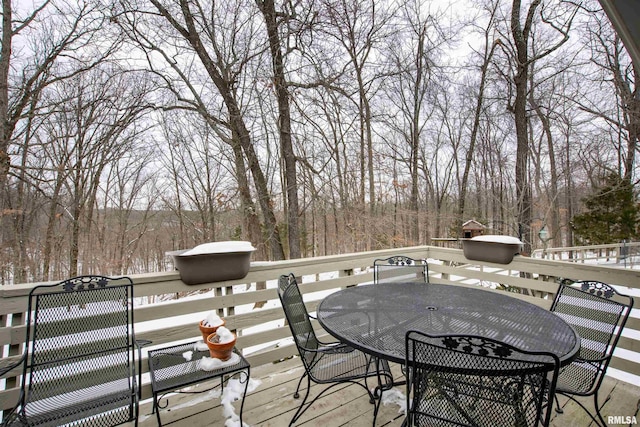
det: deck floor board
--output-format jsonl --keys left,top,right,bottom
{"left": 128, "top": 356, "right": 639, "bottom": 426}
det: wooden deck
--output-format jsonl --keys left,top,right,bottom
{"left": 128, "top": 356, "right": 640, "bottom": 427}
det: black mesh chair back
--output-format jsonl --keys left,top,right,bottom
{"left": 550, "top": 280, "right": 633, "bottom": 425}
{"left": 405, "top": 331, "right": 559, "bottom": 427}
{"left": 3, "top": 276, "right": 140, "bottom": 427}
{"left": 277, "top": 274, "right": 321, "bottom": 367}
{"left": 277, "top": 274, "right": 392, "bottom": 425}
{"left": 373, "top": 256, "right": 429, "bottom": 284}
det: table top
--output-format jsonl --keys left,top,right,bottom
{"left": 317, "top": 282, "right": 580, "bottom": 365}
{"left": 148, "top": 341, "right": 250, "bottom": 394}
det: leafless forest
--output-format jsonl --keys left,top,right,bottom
{"left": 0, "top": 0, "right": 637, "bottom": 284}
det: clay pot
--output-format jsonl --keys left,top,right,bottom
{"left": 206, "top": 332, "right": 237, "bottom": 361}
{"left": 199, "top": 318, "right": 225, "bottom": 341}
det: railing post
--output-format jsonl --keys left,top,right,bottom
{"left": 441, "top": 261, "right": 451, "bottom": 281}
{"left": 340, "top": 269, "right": 355, "bottom": 287}
{"left": 254, "top": 280, "right": 267, "bottom": 309}
{"left": 215, "top": 286, "right": 224, "bottom": 318}
{"left": 226, "top": 285, "right": 234, "bottom": 317}
{"left": 1, "top": 310, "right": 24, "bottom": 418}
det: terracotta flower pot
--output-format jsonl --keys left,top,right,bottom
{"left": 206, "top": 332, "right": 237, "bottom": 361}
{"left": 199, "top": 318, "right": 225, "bottom": 341}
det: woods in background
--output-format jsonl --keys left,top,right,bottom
{"left": 0, "top": 0, "right": 637, "bottom": 284}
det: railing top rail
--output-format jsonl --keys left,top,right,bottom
{"left": 533, "top": 241, "right": 640, "bottom": 253}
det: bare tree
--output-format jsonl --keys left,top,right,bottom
{"left": 317, "top": 0, "right": 393, "bottom": 219}
{"left": 1, "top": 0, "right": 122, "bottom": 282}
{"left": 116, "top": 0, "right": 286, "bottom": 260}
{"left": 156, "top": 112, "right": 237, "bottom": 247}
{"left": 38, "top": 66, "right": 152, "bottom": 276}
{"left": 577, "top": 6, "right": 639, "bottom": 184}
{"left": 291, "top": 84, "right": 358, "bottom": 252}
{"left": 496, "top": 0, "right": 576, "bottom": 252}
{"left": 97, "top": 144, "right": 158, "bottom": 275}
{"left": 255, "top": 0, "right": 302, "bottom": 258}
{"left": 457, "top": 0, "right": 503, "bottom": 228}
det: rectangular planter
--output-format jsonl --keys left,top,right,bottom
{"left": 462, "top": 235, "right": 523, "bottom": 264}
{"left": 169, "top": 241, "right": 256, "bottom": 285}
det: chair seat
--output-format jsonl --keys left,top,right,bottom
{"left": 8, "top": 385, "right": 134, "bottom": 427}
{"left": 555, "top": 360, "right": 599, "bottom": 394}
{"left": 306, "top": 346, "right": 390, "bottom": 383}
{"left": 412, "top": 379, "right": 534, "bottom": 427}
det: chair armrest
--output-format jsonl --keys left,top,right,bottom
{"left": 299, "top": 342, "right": 354, "bottom": 355}
{"left": 319, "top": 344, "right": 355, "bottom": 354}
{"left": 135, "top": 339, "right": 153, "bottom": 349}
{"left": 133, "top": 339, "right": 153, "bottom": 401}
{"left": 304, "top": 312, "right": 352, "bottom": 353}
{"left": 574, "top": 354, "right": 610, "bottom": 365}
{"left": 134, "top": 339, "right": 153, "bottom": 370}
{"left": 0, "top": 353, "right": 26, "bottom": 377}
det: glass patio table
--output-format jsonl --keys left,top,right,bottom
{"left": 316, "top": 282, "right": 580, "bottom": 367}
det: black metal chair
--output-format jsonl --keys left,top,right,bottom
{"left": 550, "top": 280, "right": 634, "bottom": 426}
{"left": 277, "top": 273, "right": 393, "bottom": 426}
{"left": 373, "top": 255, "right": 429, "bottom": 284}
{"left": 405, "top": 331, "right": 560, "bottom": 427}
{"left": 1, "top": 275, "right": 148, "bottom": 427}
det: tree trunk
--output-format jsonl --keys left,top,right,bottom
{"left": 510, "top": 0, "right": 540, "bottom": 254}
{"left": 0, "top": 0, "right": 11, "bottom": 185}
{"left": 231, "top": 140, "right": 263, "bottom": 258}
{"left": 150, "top": 0, "right": 285, "bottom": 260}
{"left": 532, "top": 102, "right": 560, "bottom": 247}
{"left": 409, "top": 26, "right": 424, "bottom": 244}
{"left": 231, "top": 106, "right": 285, "bottom": 260}
{"left": 459, "top": 37, "right": 501, "bottom": 227}
{"left": 256, "top": 0, "right": 300, "bottom": 259}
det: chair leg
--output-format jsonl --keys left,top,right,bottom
{"left": 594, "top": 392, "right": 608, "bottom": 427}
{"left": 294, "top": 372, "right": 307, "bottom": 399}
{"left": 368, "top": 357, "right": 393, "bottom": 403}
{"left": 290, "top": 375, "right": 312, "bottom": 425}
{"left": 556, "top": 391, "right": 606, "bottom": 427}
{"left": 554, "top": 393, "right": 563, "bottom": 414}
{"left": 290, "top": 377, "right": 377, "bottom": 426}
{"left": 133, "top": 396, "right": 139, "bottom": 427}
{"left": 364, "top": 358, "right": 379, "bottom": 404}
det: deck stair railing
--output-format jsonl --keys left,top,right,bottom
{"left": 531, "top": 240, "right": 640, "bottom": 266}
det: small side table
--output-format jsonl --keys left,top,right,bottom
{"left": 148, "top": 342, "right": 250, "bottom": 426}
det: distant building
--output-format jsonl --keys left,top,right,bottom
{"left": 462, "top": 220, "right": 485, "bottom": 239}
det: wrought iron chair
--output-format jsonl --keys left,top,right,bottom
{"left": 550, "top": 280, "right": 634, "bottom": 426}
{"left": 373, "top": 255, "right": 429, "bottom": 284}
{"left": 405, "top": 331, "right": 560, "bottom": 427}
{"left": 1, "top": 275, "right": 148, "bottom": 427}
{"left": 277, "top": 273, "right": 393, "bottom": 426}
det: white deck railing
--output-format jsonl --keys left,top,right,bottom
{"left": 532, "top": 241, "right": 640, "bottom": 266}
{"left": 1, "top": 245, "right": 638, "bottom": 413}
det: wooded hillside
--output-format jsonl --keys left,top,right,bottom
{"left": 0, "top": 0, "right": 637, "bottom": 284}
